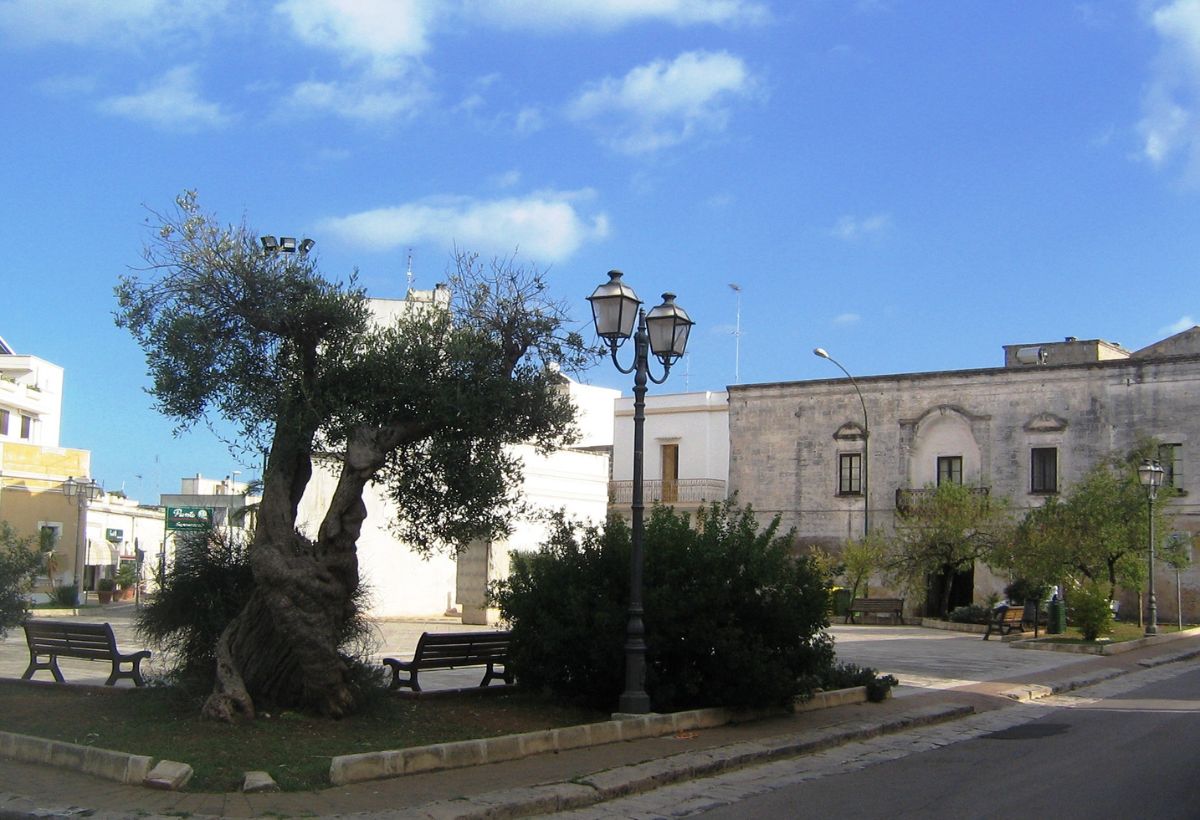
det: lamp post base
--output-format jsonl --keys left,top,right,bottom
{"left": 617, "top": 692, "right": 651, "bottom": 715}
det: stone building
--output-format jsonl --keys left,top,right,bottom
{"left": 726, "top": 329, "right": 1200, "bottom": 620}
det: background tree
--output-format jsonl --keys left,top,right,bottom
{"left": 0, "top": 523, "right": 45, "bottom": 637}
{"left": 839, "top": 529, "right": 888, "bottom": 601}
{"left": 116, "top": 192, "right": 588, "bottom": 720}
{"left": 887, "top": 482, "right": 1012, "bottom": 618}
{"left": 998, "top": 443, "right": 1176, "bottom": 604}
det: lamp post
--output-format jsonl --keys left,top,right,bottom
{"left": 62, "top": 476, "right": 102, "bottom": 605}
{"left": 589, "top": 270, "right": 693, "bottom": 715}
{"left": 1138, "top": 459, "right": 1164, "bottom": 636}
{"left": 813, "top": 348, "right": 869, "bottom": 539}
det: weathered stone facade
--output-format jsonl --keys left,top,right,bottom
{"left": 728, "top": 333, "right": 1200, "bottom": 620}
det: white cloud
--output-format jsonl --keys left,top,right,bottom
{"left": 467, "top": 0, "right": 768, "bottom": 31}
{"left": 98, "top": 66, "right": 231, "bottom": 132}
{"left": 1139, "top": 0, "right": 1200, "bottom": 176}
{"left": 1160, "top": 315, "right": 1198, "bottom": 335}
{"left": 275, "top": 0, "right": 434, "bottom": 69}
{"left": 319, "top": 191, "right": 610, "bottom": 262}
{"left": 284, "top": 76, "right": 431, "bottom": 123}
{"left": 832, "top": 312, "right": 862, "bottom": 325}
{"left": 568, "top": 50, "right": 756, "bottom": 154}
{"left": 832, "top": 213, "right": 891, "bottom": 240}
{"left": 0, "top": 0, "right": 227, "bottom": 47}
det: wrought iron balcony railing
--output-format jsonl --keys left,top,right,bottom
{"left": 608, "top": 479, "right": 727, "bottom": 506}
{"left": 895, "top": 486, "right": 990, "bottom": 515}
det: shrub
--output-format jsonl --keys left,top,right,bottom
{"left": 97, "top": 578, "right": 116, "bottom": 592}
{"left": 948, "top": 603, "right": 992, "bottom": 624}
{"left": 1067, "top": 581, "right": 1113, "bottom": 641}
{"left": 136, "top": 529, "right": 256, "bottom": 685}
{"left": 51, "top": 585, "right": 78, "bottom": 607}
{"left": 814, "top": 662, "right": 899, "bottom": 702}
{"left": 0, "top": 523, "right": 43, "bottom": 637}
{"left": 1004, "top": 578, "right": 1051, "bottom": 604}
{"left": 490, "top": 501, "right": 835, "bottom": 712}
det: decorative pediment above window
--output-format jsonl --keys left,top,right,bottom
{"left": 833, "top": 421, "right": 867, "bottom": 441}
{"left": 1023, "top": 413, "right": 1067, "bottom": 433}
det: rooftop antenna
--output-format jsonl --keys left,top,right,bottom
{"left": 406, "top": 249, "right": 415, "bottom": 292}
{"left": 729, "top": 283, "right": 742, "bottom": 383}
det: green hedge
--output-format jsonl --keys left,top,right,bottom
{"left": 490, "top": 501, "right": 834, "bottom": 712}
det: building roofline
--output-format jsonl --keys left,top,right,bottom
{"left": 728, "top": 350, "right": 1200, "bottom": 393}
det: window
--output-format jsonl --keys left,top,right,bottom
{"left": 19, "top": 414, "right": 32, "bottom": 439}
{"left": 1159, "top": 443, "right": 1183, "bottom": 491}
{"left": 0, "top": 408, "right": 8, "bottom": 435}
{"left": 838, "top": 453, "right": 862, "bottom": 495}
{"left": 937, "top": 456, "right": 963, "bottom": 486}
{"left": 1031, "top": 447, "right": 1058, "bottom": 493}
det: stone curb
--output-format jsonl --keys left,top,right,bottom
{"left": 406, "top": 702, "right": 974, "bottom": 820}
{"left": 997, "top": 667, "right": 1125, "bottom": 702}
{"left": 329, "top": 687, "right": 869, "bottom": 786}
{"left": 0, "top": 730, "right": 154, "bottom": 786}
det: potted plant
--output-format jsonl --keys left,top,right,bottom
{"left": 115, "top": 563, "right": 139, "bottom": 601}
{"left": 97, "top": 577, "right": 116, "bottom": 604}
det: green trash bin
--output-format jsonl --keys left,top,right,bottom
{"left": 1047, "top": 597, "right": 1066, "bottom": 634}
{"left": 832, "top": 587, "right": 852, "bottom": 617}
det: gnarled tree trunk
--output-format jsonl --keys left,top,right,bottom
{"left": 202, "top": 425, "right": 412, "bottom": 721}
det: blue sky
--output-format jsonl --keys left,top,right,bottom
{"left": 3, "top": 0, "right": 1200, "bottom": 501}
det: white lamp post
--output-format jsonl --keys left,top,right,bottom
{"left": 588, "top": 270, "right": 693, "bottom": 715}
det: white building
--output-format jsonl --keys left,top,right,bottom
{"left": 298, "top": 376, "right": 617, "bottom": 621}
{"left": 0, "top": 334, "right": 63, "bottom": 448}
{"left": 608, "top": 390, "right": 729, "bottom": 519}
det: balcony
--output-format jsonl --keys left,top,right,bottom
{"left": 895, "top": 486, "right": 990, "bottom": 515}
{"left": 608, "top": 478, "right": 727, "bottom": 507}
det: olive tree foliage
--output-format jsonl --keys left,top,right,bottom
{"left": 996, "top": 442, "right": 1177, "bottom": 601}
{"left": 839, "top": 529, "right": 889, "bottom": 601}
{"left": 115, "top": 191, "right": 589, "bottom": 720}
{"left": 0, "top": 522, "right": 46, "bottom": 637}
{"left": 886, "top": 482, "right": 1013, "bottom": 618}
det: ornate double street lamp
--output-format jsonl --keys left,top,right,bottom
{"left": 588, "top": 270, "right": 694, "bottom": 715}
{"left": 813, "top": 348, "right": 869, "bottom": 538}
{"left": 62, "top": 476, "right": 102, "bottom": 605}
{"left": 1138, "top": 458, "right": 1165, "bottom": 636}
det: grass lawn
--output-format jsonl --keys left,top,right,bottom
{"left": 0, "top": 680, "right": 607, "bottom": 793}
{"left": 1039, "top": 621, "right": 1194, "bottom": 644}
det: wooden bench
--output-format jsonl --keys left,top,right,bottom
{"left": 984, "top": 602, "right": 1041, "bottom": 643}
{"left": 383, "top": 630, "right": 513, "bottom": 692}
{"left": 845, "top": 597, "right": 905, "bottom": 624}
{"left": 22, "top": 620, "right": 151, "bottom": 686}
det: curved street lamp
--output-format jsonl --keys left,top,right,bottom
{"left": 813, "top": 348, "right": 869, "bottom": 539}
{"left": 1138, "top": 458, "right": 1164, "bottom": 636}
{"left": 588, "top": 270, "right": 693, "bottom": 715}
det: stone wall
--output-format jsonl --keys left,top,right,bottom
{"left": 728, "top": 355, "right": 1200, "bottom": 620}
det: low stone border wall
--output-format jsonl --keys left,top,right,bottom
{"left": 330, "top": 686, "right": 869, "bottom": 786}
{"left": 0, "top": 730, "right": 154, "bottom": 786}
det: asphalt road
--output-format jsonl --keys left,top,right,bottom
{"left": 558, "top": 658, "right": 1200, "bottom": 819}
{"left": 697, "top": 661, "right": 1200, "bottom": 820}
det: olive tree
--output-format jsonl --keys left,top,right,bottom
{"left": 115, "top": 192, "right": 588, "bottom": 720}
{"left": 886, "top": 482, "right": 1012, "bottom": 618}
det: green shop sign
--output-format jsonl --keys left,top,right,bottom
{"left": 166, "top": 506, "right": 215, "bottom": 531}
{"left": 105, "top": 528, "right": 123, "bottom": 542}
